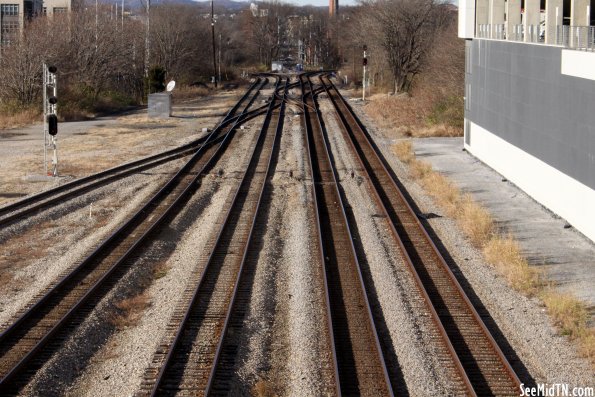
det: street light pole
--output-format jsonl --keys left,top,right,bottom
{"left": 211, "top": 0, "right": 217, "bottom": 88}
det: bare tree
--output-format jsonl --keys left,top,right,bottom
{"left": 242, "top": 1, "right": 294, "bottom": 67}
{"left": 151, "top": 5, "right": 210, "bottom": 83}
{"left": 0, "top": 19, "right": 53, "bottom": 105}
{"left": 360, "top": 0, "right": 450, "bottom": 93}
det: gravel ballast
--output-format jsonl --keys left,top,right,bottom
{"left": 25, "top": 118, "right": 263, "bottom": 396}
{"left": 348, "top": 91, "right": 594, "bottom": 388}
{"left": 318, "top": 94, "right": 467, "bottom": 396}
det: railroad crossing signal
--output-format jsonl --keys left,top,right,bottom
{"left": 43, "top": 64, "right": 59, "bottom": 176}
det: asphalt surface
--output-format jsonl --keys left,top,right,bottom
{"left": 408, "top": 137, "right": 595, "bottom": 308}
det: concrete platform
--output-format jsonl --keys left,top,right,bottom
{"left": 412, "top": 137, "right": 595, "bottom": 308}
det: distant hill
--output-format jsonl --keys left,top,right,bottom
{"left": 93, "top": 0, "right": 250, "bottom": 12}
{"left": 193, "top": 0, "right": 250, "bottom": 10}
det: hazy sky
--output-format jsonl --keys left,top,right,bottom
{"left": 287, "top": 0, "right": 358, "bottom": 7}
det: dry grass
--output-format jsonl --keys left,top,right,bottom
{"left": 364, "top": 94, "right": 463, "bottom": 138}
{"left": 413, "top": 124, "right": 462, "bottom": 138}
{"left": 171, "top": 85, "right": 211, "bottom": 102}
{"left": 394, "top": 139, "right": 595, "bottom": 366}
{"left": 541, "top": 290, "right": 595, "bottom": 362}
{"left": 152, "top": 260, "right": 170, "bottom": 279}
{"left": 0, "top": 107, "right": 41, "bottom": 130}
{"left": 458, "top": 194, "right": 494, "bottom": 248}
{"left": 110, "top": 292, "right": 152, "bottom": 330}
{"left": 483, "top": 235, "right": 541, "bottom": 295}
{"left": 393, "top": 141, "right": 414, "bottom": 164}
{"left": 418, "top": 171, "right": 461, "bottom": 217}
{"left": 252, "top": 378, "right": 275, "bottom": 397}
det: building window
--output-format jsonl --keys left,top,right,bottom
{"left": 53, "top": 7, "right": 67, "bottom": 14}
{"left": 1, "top": 4, "right": 20, "bottom": 47}
{"left": 1, "top": 4, "right": 19, "bottom": 15}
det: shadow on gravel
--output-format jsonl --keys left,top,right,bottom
{"left": 370, "top": 137, "right": 537, "bottom": 389}
{"left": 340, "top": 190, "right": 410, "bottom": 396}
{"left": 18, "top": 182, "right": 221, "bottom": 395}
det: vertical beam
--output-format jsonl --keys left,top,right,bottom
{"left": 476, "top": 0, "right": 489, "bottom": 37}
{"left": 524, "top": 0, "right": 541, "bottom": 42}
{"left": 458, "top": 0, "right": 477, "bottom": 38}
{"left": 490, "top": 0, "right": 505, "bottom": 38}
{"left": 571, "top": 0, "right": 589, "bottom": 25}
{"left": 571, "top": 0, "right": 589, "bottom": 46}
{"left": 507, "top": 0, "right": 522, "bottom": 39}
{"left": 545, "top": 0, "right": 563, "bottom": 43}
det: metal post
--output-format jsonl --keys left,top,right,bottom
{"left": 145, "top": 0, "right": 150, "bottom": 78}
{"left": 211, "top": 0, "right": 217, "bottom": 88}
{"left": 362, "top": 46, "right": 367, "bottom": 101}
{"left": 43, "top": 64, "right": 48, "bottom": 175}
{"left": 51, "top": 79, "right": 58, "bottom": 177}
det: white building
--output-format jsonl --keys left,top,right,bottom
{"left": 460, "top": 0, "right": 595, "bottom": 242}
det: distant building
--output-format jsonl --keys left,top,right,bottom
{"left": 0, "top": 0, "right": 70, "bottom": 50}
{"left": 329, "top": 0, "right": 337, "bottom": 17}
{"left": 42, "top": 0, "right": 70, "bottom": 16}
{"left": 0, "top": 0, "right": 41, "bottom": 48}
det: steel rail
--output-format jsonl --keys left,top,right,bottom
{"left": 298, "top": 75, "right": 342, "bottom": 397}
{"left": 0, "top": 79, "right": 265, "bottom": 227}
{"left": 301, "top": 74, "right": 393, "bottom": 396}
{"left": 319, "top": 74, "right": 522, "bottom": 396}
{"left": 0, "top": 78, "right": 270, "bottom": 392}
{"left": 140, "top": 77, "right": 284, "bottom": 396}
{"left": 202, "top": 77, "right": 288, "bottom": 396}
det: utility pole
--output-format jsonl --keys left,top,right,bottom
{"left": 145, "top": 0, "right": 150, "bottom": 78}
{"left": 218, "top": 33, "right": 222, "bottom": 84}
{"left": 211, "top": 0, "right": 217, "bottom": 88}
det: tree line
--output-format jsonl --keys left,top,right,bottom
{"left": 0, "top": 0, "right": 462, "bottom": 116}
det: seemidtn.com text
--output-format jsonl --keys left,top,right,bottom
{"left": 520, "top": 383, "right": 594, "bottom": 397}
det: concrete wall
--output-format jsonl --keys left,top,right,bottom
{"left": 464, "top": 39, "right": 595, "bottom": 241}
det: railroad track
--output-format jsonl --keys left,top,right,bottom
{"left": 0, "top": 79, "right": 269, "bottom": 229}
{"left": 0, "top": 77, "right": 271, "bottom": 393}
{"left": 301, "top": 74, "right": 393, "bottom": 396}
{"left": 138, "top": 77, "right": 288, "bottom": 396}
{"left": 318, "top": 74, "right": 522, "bottom": 396}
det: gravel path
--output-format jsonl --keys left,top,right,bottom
{"left": 348, "top": 91, "right": 595, "bottom": 389}
{"left": 318, "top": 94, "right": 466, "bottom": 396}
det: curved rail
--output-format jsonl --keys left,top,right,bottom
{"left": 0, "top": 80, "right": 267, "bottom": 228}
{"left": 301, "top": 74, "right": 393, "bottom": 396}
{"left": 0, "top": 78, "right": 270, "bottom": 392}
{"left": 139, "top": 76, "right": 285, "bottom": 396}
{"left": 319, "top": 74, "right": 521, "bottom": 396}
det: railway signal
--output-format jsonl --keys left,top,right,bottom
{"left": 43, "top": 63, "right": 59, "bottom": 177}
{"left": 362, "top": 45, "right": 368, "bottom": 101}
{"left": 47, "top": 114, "right": 58, "bottom": 136}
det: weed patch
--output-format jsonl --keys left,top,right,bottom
{"left": 110, "top": 292, "right": 151, "bottom": 329}
{"left": 394, "top": 140, "right": 594, "bottom": 366}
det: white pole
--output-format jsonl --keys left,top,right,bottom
{"left": 43, "top": 64, "right": 47, "bottom": 175}
{"left": 556, "top": 7, "right": 559, "bottom": 44}
{"left": 52, "top": 75, "right": 58, "bottom": 177}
